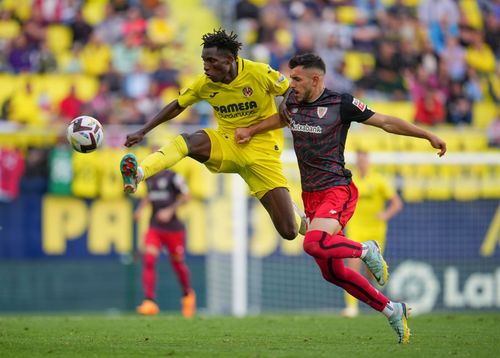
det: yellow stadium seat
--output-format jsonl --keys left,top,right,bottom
{"left": 0, "top": 19, "right": 20, "bottom": 40}
{"left": 454, "top": 177, "right": 480, "bottom": 201}
{"left": 371, "top": 101, "right": 415, "bottom": 123}
{"left": 480, "top": 175, "right": 500, "bottom": 198}
{"left": 72, "top": 74, "right": 99, "bottom": 101}
{"left": 440, "top": 132, "right": 462, "bottom": 152}
{"left": 0, "top": 74, "right": 15, "bottom": 104}
{"left": 468, "top": 164, "right": 490, "bottom": 179}
{"left": 402, "top": 177, "right": 425, "bottom": 202}
{"left": 473, "top": 102, "right": 497, "bottom": 129}
{"left": 415, "top": 164, "right": 436, "bottom": 178}
{"left": 462, "top": 134, "right": 488, "bottom": 151}
{"left": 426, "top": 177, "right": 453, "bottom": 200}
{"left": 46, "top": 24, "right": 73, "bottom": 54}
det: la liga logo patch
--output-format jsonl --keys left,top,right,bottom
{"left": 352, "top": 97, "right": 366, "bottom": 111}
{"left": 242, "top": 87, "right": 253, "bottom": 97}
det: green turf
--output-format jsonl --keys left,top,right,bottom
{"left": 0, "top": 313, "right": 498, "bottom": 357}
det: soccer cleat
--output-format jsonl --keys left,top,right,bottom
{"left": 120, "top": 153, "right": 138, "bottom": 193}
{"left": 361, "top": 240, "right": 389, "bottom": 286}
{"left": 388, "top": 302, "right": 411, "bottom": 344}
{"left": 292, "top": 202, "right": 308, "bottom": 236}
{"left": 136, "top": 299, "right": 159, "bottom": 316}
{"left": 181, "top": 290, "right": 196, "bottom": 318}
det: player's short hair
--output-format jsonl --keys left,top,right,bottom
{"left": 289, "top": 53, "right": 326, "bottom": 73}
{"left": 201, "top": 28, "right": 242, "bottom": 57}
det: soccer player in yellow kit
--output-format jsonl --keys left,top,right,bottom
{"left": 343, "top": 149, "right": 403, "bottom": 318}
{"left": 120, "top": 29, "right": 305, "bottom": 240}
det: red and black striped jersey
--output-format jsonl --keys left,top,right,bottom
{"left": 287, "top": 89, "right": 374, "bottom": 192}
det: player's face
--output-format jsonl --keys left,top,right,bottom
{"left": 289, "top": 66, "right": 316, "bottom": 103}
{"left": 201, "top": 47, "right": 235, "bottom": 83}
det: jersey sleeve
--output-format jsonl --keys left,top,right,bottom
{"left": 177, "top": 75, "right": 204, "bottom": 107}
{"left": 340, "top": 93, "right": 374, "bottom": 123}
{"left": 260, "top": 63, "right": 289, "bottom": 96}
{"left": 172, "top": 173, "right": 189, "bottom": 195}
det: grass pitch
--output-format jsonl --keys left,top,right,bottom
{"left": 0, "top": 313, "right": 498, "bottom": 357}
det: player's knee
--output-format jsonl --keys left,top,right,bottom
{"left": 278, "top": 222, "right": 298, "bottom": 241}
{"left": 303, "top": 240, "right": 317, "bottom": 256}
{"left": 170, "top": 253, "right": 184, "bottom": 263}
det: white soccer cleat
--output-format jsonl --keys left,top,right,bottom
{"left": 361, "top": 240, "right": 389, "bottom": 286}
{"left": 388, "top": 302, "right": 411, "bottom": 344}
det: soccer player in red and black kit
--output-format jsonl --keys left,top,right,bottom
{"left": 135, "top": 169, "right": 195, "bottom": 318}
{"left": 235, "top": 53, "right": 447, "bottom": 344}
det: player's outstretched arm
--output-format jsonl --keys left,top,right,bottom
{"left": 363, "top": 113, "right": 447, "bottom": 157}
{"left": 124, "top": 100, "right": 187, "bottom": 147}
{"left": 235, "top": 114, "right": 286, "bottom": 144}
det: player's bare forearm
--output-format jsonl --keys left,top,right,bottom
{"left": 235, "top": 114, "right": 285, "bottom": 144}
{"left": 278, "top": 88, "right": 293, "bottom": 123}
{"left": 125, "top": 100, "right": 186, "bottom": 147}
{"left": 364, "top": 113, "right": 447, "bottom": 156}
{"left": 382, "top": 194, "right": 403, "bottom": 221}
{"left": 142, "top": 100, "right": 186, "bottom": 135}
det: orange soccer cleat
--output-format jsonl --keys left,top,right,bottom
{"left": 136, "top": 299, "right": 159, "bottom": 316}
{"left": 181, "top": 290, "right": 196, "bottom": 318}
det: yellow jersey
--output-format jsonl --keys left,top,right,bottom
{"left": 349, "top": 170, "right": 396, "bottom": 230}
{"left": 178, "top": 57, "right": 288, "bottom": 142}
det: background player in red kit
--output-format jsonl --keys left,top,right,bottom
{"left": 135, "top": 169, "right": 195, "bottom": 318}
{"left": 235, "top": 53, "right": 447, "bottom": 344}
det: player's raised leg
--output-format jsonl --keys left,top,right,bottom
{"left": 121, "top": 131, "right": 211, "bottom": 193}
{"left": 260, "top": 187, "right": 307, "bottom": 240}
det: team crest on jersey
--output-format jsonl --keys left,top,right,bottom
{"left": 291, "top": 107, "right": 298, "bottom": 113}
{"left": 242, "top": 87, "right": 253, "bottom": 97}
{"left": 317, "top": 107, "right": 328, "bottom": 118}
{"left": 352, "top": 97, "right": 367, "bottom": 111}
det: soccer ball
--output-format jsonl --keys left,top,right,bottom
{"left": 67, "top": 116, "right": 104, "bottom": 153}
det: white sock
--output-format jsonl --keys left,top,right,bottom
{"left": 137, "top": 166, "right": 145, "bottom": 182}
{"left": 360, "top": 244, "right": 368, "bottom": 259}
{"left": 382, "top": 301, "right": 395, "bottom": 318}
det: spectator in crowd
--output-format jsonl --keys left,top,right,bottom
{"left": 58, "top": 84, "right": 84, "bottom": 123}
{"left": 70, "top": 10, "right": 93, "bottom": 46}
{"left": 414, "top": 86, "right": 445, "bottom": 126}
{"left": 446, "top": 80, "right": 473, "bottom": 126}
{"left": 7, "top": 34, "right": 34, "bottom": 73}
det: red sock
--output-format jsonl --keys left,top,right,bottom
{"left": 142, "top": 253, "right": 157, "bottom": 300}
{"left": 303, "top": 230, "right": 363, "bottom": 260}
{"left": 171, "top": 258, "right": 191, "bottom": 296}
{"left": 315, "top": 257, "right": 388, "bottom": 311}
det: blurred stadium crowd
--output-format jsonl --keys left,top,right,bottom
{"left": 0, "top": 0, "right": 499, "bottom": 202}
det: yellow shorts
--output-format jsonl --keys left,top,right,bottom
{"left": 347, "top": 225, "right": 388, "bottom": 253}
{"left": 202, "top": 128, "right": 289, "bottom": 199}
